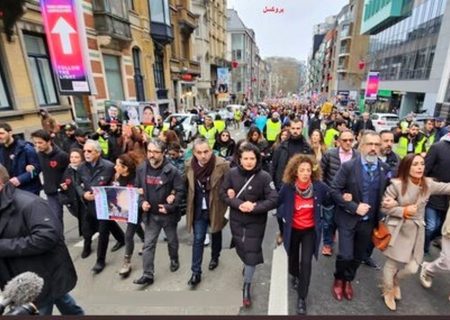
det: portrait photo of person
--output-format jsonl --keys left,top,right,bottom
{"left": 139, "top": 105, "right": 156, "bottom": 125}
{"left": 105, "top": 104, "right": 122, "bottom": 123}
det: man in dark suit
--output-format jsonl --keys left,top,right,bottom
{"left": 330, "top": 130, "right": 391, "bottom": 301}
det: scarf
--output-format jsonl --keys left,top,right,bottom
{"left": 192, "top": 154, "right": 216, "bottom": 187}
{"left": 295, "top": 180, "right": 313, "bottom": 199}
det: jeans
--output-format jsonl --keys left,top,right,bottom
{"left": 425, "top": 206, "right": 445, "bottom": 253}
{"left": 191, "top": 216, "right": 222, "bottom": 274}
{"left": 142, "top": 214, "right": 179, "bottom": 277}
{"left": 288, "top": 227, "right": 316, "bottom": 299}
{"left": 322, "top": 205, "right": 336, "bottom": 246}
{"left": 38, "top": 293, "right": 84, "bottom": 315}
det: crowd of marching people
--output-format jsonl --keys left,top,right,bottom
{"left": 0, "top": 103, "right": 449, "bottom": 315}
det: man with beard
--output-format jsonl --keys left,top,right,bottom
{"left": 422, "top": 119, "right": 437, "bottom": 151}
{"left": 133, "top": 139, "right": 184, "bottom": 286}
{"left": 271, "top": 118, "right": 312, "bottom": 244}
{"left": 185, "top": 138, "right": 230, "bottom": 289}
{"left": 395, "top": 123, "right": 427, "bottom": 158}
{"left": 61, "top": 124, "right": 77, "bottom": 153}
{"left": 0, "top": 122, "right": 42, "bottom": 195}
{"left": 379, "top": 130, "right": 400, "bottom": 174}
{"left": 330, "top": 131, "right": 391, "bottom": 301}
{"left": 31, "top": 130, "right": 69, "bottom": 228}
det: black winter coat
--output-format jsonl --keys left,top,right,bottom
{"left": 59, "top": 166, "right": 86, "bottom": 235}
{"left": 321, "top": 148, "right": 358, "bottom": 186}
{"left": 220, "top": 167, "right": 278, "bottom": 266}
{"left": 425, "top": 140, "right": 450, "bottom": 211}
{"left": 0, "top": 184, "right": 77, "bottom": 307}
{"left": 271, "top": 138, "right": 313, "bottom": 189}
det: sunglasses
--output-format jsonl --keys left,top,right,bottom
{"left": 83, "top": 149, "right": 95, "bottom": 153}
{"left": 341, "top": 139, "right": 354, "bottom": 143}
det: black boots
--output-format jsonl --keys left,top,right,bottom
{"left": 81, "top": 240, "right": 91, "bottom": 259}
{"left": 188, "top": 274, "right": 201, "bottom": 289}
{"left": 243, "top": 283, "right": 251, "bottom": 308}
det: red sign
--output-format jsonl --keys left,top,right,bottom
{"left": 181, "top": 74, "right": 193, "bottom": 81}
{"left": 40, "top": 0, "right": 90, "bottom": 94}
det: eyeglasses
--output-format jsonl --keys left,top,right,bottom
{"left": 147, "top": 149, "right": 162, "bottom": 154}
{"left": 221, "top": 134, "right": 229, "bottom": 137}
{"left": 341, "top": 139, "right": 354, "bottom": 143}
{"left": 83, "top": 149, "right": 94, "bottom": 153}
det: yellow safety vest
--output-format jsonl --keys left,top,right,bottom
{"left": 266, "top": 119, "right": 281, "bottom": 142}
{"left": 98, "top": 135, "right": 109, "bottom": 157}
{"left": 198, "top": 125, "right": 217, "bottom": 148}
{"left": 142, "top": 124, "right": 154, "bottom": 138}
{"left": 324, "top": 128, "right": 339, "bottom": 148}
{"left": 214, "top": 120, "right": 226, "bottom": 133}
{"left": 234, "top": 111, "right": 242, "bottom": 121}
{"left": 424, "top": 132, "right": 436, "bottom": 151}
{"left": 395, "top": 136, "right": 427, "bottom": 159}
{"left": 162, "top": 123, "right": 170, "bottom": 132}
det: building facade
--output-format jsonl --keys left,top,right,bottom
{"left": 362, "top": 0, "right": 450, "bottom": 117}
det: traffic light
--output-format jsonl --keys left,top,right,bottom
{"left": 0, "top": 0, "right": 26, "bottom": 41}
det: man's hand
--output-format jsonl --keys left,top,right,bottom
{"left": 166, "top": 194, "right": 175, "bottom": 204}
{"left": 342, "top": 193, "right": 352, "bottom": 202}
{"left": 382, "top": 196, "right": 397, "bottom": 209}
{"left": 60, "top": 183, "right": 68, "bottom": 191}
{"left": 356, "top": 203, "right": 371, "bottom": 216}
{"left": 142, "top": 201, "right": 151, "bottom": 212}
{"left": 227, "top": 189, "right": 236, "bottom": 199}
{"left": 9, "top": 177, "right": 21, "bottom": 187}
{"left": 25, "top": 165, "right": 35, "bottom": 173}
{"left": 158, "top": 204, "right": 167, "bottom": 214}
{"left": 83, "top": 191, "right": 95, "bottom": 201}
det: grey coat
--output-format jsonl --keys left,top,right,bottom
{"left": 382, "top": 178, "right": 450, "bottom": 264}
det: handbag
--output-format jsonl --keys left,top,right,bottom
{"left": 372, "top": 219, "right": 391, "bottom": 251}
{"left": 224, "top": 174, "right": 256, "bottom": 220}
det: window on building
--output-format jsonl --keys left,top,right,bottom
{"left": 150, "top": 0, "right": 170, "bottom": 25}
{"left": 110, "top": 1, "right": 128, "bottom": 18}
{"left": 132, "top": 47, "right": 145, "bottom": 101}
{"left": 103, "top": 54, "right": 125, "bottom": 101}
{"left": 23, "top": 33, "right": 58, "bottom": 106}
{"left": 153, "top": 48, "right": 166, "bottom": 90}
{"left": 126, "top": 0, "right": 135, "bottom": 11}
{"left": 0, "top": 58, "right": 12, "bottom": 110}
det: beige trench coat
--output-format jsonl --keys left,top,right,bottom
{"left": 442, "top": 201, "right": 450, "bottom": 238}
{"left": 185, "top": 156, "right": 230, "bottom": 233}
{"left": 382, "top": 178, "right": 450, "bottom": 264}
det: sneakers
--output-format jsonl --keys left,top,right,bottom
{"left": 322, "top": 245, "right": 333, "bottom": 256}
{"left": 420, "top": 262, "right": 433, "bottom": 289}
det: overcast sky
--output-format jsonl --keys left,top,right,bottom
{"left": 227, "top": 0, "right": 349, "bottom": 61}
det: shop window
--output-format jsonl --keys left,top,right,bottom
{"left": 23, "top": 33, "right": 58, "bottom": 106}
{"left": 103, "top": 54, "right": 125, "bottom": 101}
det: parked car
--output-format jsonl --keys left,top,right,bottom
{"left": 371, "top": 113, "right": 399, "bottom": 132}
{"left": 163, "top": 113, "right": 199, "bottom": 142}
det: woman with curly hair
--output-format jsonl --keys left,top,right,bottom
{"left": 277, "top": 154, "right": 333, "bottom": 315}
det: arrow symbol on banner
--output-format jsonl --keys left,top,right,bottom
{"left": 51, "top": 17, "right": 76, "bottom": 55}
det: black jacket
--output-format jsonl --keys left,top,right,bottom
{"left": 353, "top": 119, "right": 375, "bottom": 135}
{"left": 321, "top": 148, "right": 358, "bottom": 186}
{"left": 37, "top": 146, "right": 69, "bottom": 195}
{"left": 220, "top": 167, "right": 278, "bottom": 265}
{"left": 59, "top": 166, "right": 86, "bottom": 221}
{"left": 330, "top": 156, "right": 391, "bottom": 229}
{"left": 425, "top": 140, "right": 450, "bottom": 211}
{"left": 308, "top": 117, "right": 321, "bottom": 137}
{"left": 271, "top": 138, "right": 313, "bottom": 189}
{"left": 0, "top": 184, "right": 77, "bottom": 307}
{"left": 135, "top": 159, "right": 185, "bottom": 221}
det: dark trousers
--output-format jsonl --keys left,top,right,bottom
{"left": 142, "top": 214, "right": 178, "bottom": 277}
{"left": 46, "top": 193, "right": 64, "bottom": 230}
{"left": 335, "top": 220, "right": 373, "bottom": 281}
{"left": 191, "top": 216, "right": 222, "bottom": 274}
{"left": 124, "top": 221, "right": 145, "bottom": 257}
{"left": 97, "top": 220, "right": 125, "bottom": 262}
{"left": 288, "top": 227, "right": 316, "bottom": 299}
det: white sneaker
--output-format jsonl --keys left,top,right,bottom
{"left": 204, "top": 234, "right": 210, "bottom": 246}
{"left": 419, "top": 262, "right": 433, "bottom": 289}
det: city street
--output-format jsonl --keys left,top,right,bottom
{"left": 62, "top": 126, "right": 450, "bottom": 316}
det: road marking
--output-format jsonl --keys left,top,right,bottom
{"left": 74, "top": 232, "right": 99, "bottom": 247}
{"left": 268, "top": 244, "right": 288, "bottom": 315}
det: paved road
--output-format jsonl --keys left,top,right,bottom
{"left": 61, "top": 125, "right": 449, "bottom": 315}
